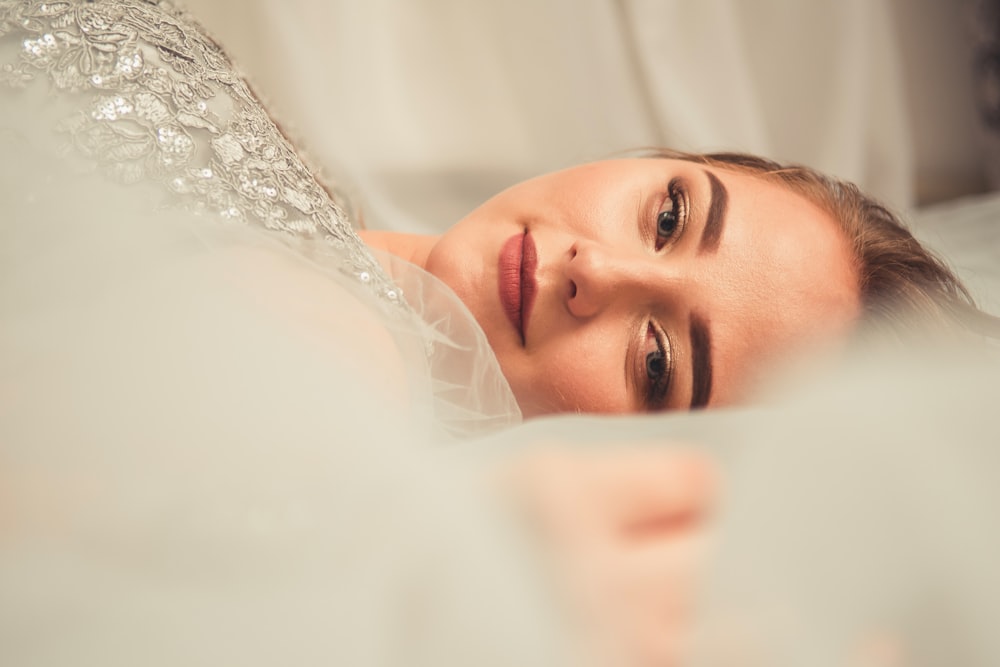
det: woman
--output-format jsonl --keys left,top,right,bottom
{"left": 0, "top": 0, "right": 985, "bottom": 429}
{"left": 3, "top": 2, "right": 1000, "bottom": 666}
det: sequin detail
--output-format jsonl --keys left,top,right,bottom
{"left": 0, "top": 0, "right": 404, "bottom": 308}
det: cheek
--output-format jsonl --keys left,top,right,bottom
{"left": 425, "top": 235, "right": 486, "bottom": 311}
{"left": 512, "top": 329, "right": 631, "bottom": 416}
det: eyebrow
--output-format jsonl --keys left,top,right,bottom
{"left": 699, "top": 171, "right": 728, "bottom": 254}
{"left": 689, "top": 314, "right": 713, "bottom": 409}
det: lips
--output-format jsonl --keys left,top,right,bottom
{"left": 498, "top": 230, "right": 538, "bottom": 343}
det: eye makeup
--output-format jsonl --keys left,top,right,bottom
{"left": 643, "top": 320, "right": 673, "bottom": 410}
{"left": 654, "top": 178, "right": 688, "bottom": 251}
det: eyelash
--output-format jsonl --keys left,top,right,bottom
{"left": 644, "top": 321, "right": 672, "bottom": 409}
{"left": 654, "top": 178, "right": 687, "bottom": 251}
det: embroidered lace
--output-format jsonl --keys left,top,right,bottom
{"left": 0, "top": 0, "right": 403, "bottom": 308}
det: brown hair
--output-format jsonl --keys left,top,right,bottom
{"left": 643, "top": 149, "right": 1000, "bottom": 340}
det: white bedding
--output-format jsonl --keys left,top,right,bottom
{"left": 910, "top": 192, "right": 1000, "bottom": 316}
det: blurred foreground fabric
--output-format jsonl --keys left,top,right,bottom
{"left": 3, "top": 142, "right": 1000, "bottom": 664}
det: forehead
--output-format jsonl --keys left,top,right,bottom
{"left": 696, "top": 164, "right": 861, "bottom": 404}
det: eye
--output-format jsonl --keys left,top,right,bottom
{"left": 657, "top": 209, "right": 677, "bottom": 239}
{"left": 643, "top": 321, "right": 672, "bottom": 409}
{"left": 654, "top": 178, "right": 686, "bottom": 251}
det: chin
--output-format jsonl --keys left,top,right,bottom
{"left": 504, "top": 378, "right": 549, "bottom": 418}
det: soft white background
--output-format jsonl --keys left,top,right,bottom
{"left": 190, "top": 0, "right": 987, "bottom": 231}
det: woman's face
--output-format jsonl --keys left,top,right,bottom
{"left": 425, "top": 159, "right": 860, "bottom": 417}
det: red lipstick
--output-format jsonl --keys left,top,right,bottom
{"left": 499, "top": 231, "right": 538, "bottom": 344}
{"left": 521, "top": 231, "right": 538, "bottom": 338}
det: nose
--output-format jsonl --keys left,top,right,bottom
{"left": 565, "top": 240, "right": 674, "bottom": 319}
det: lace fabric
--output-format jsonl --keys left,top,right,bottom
{"left": 0, "top": 0, "right": 521, "bottom": 436}
{"left": 0, "top": 0, "right": 399, "bottom": 301}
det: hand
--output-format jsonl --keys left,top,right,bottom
{"left": 508, "top": 445, "right": 718, "bottom": 667}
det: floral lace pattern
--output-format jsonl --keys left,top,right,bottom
{"left": 0, "top": 0, "right": 405, "bottom": 309}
